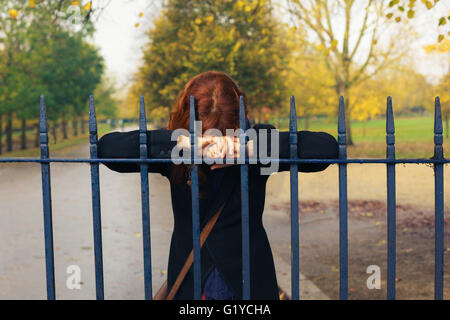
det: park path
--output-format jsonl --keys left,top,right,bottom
{"left": 0, "top": 136, "right": 448, "bottom": 299}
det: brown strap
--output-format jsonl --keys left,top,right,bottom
{"left": 166, "top": 203, "right": 225, "bottom": 300}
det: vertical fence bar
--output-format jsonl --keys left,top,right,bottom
{"left": 190, "top": 96, "right": 202, "bottom": 300}
{"left": 434, "top": 96, "right": 444, "bottom": 300}
{"left": 89, "top": 95, "right": 105, "bottom": 300}
{"left": 338, "top": 96, "right": 348, "bottom": 300}
{"left": 39, "top": 95, "right": 56, "bottom": 300}
{"left": 386, "top": 96, "right": 396, "bottom": 300}
{"left": 139, "top": 96, "right": 152, "bottom": 299}
{"left": 289, "top": 96, "right": 300, "bottom": 300}
{"left": 239, "top": 95, "right": 251, "bottom": 300}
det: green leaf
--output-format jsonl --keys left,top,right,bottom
{"left": 398, "top": 6, "right": 405, "bottom": 11}
{"left": 438, "top": 34, "right": 444, "bottom": 42}
{"left": 438, "top": 17, "right": 446, "bottom": 26}
{"left": 407, "top": 10, "right": 415, "bottom": 19}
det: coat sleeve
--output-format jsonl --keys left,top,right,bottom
{"left": 253, "top": 124, "right": 339, "bottom": 172}
{"left": 97, "top": 130, "right": 176, "bottom": 175}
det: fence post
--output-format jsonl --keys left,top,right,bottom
{"left": 289, "top": 96, "right": 300, "bottom": 300}
{"left": 89, "top": 95, "right": 105, "bottom": 300}
{"left": 338, "top": 96, "right": 348, "bottom": 300}
{"left": 386, "top": 96, "right": 396, "bottom": 300}
{"left": 139, "top": 95, "right": 153, "bottom": 299}
{"left": 239, "top": 95, "right": 251, "bottom": 300}
{"left": 39, "top": 95, "right": 56, "bottom": 300}
{"left": 433, "top": 96, "right": 444, "bottom": 300}
{"left": 190, "top": 96, "right": 202, "bottom": 300}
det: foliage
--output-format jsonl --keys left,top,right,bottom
{"left": 131, "top": 0, "right": 291, "bottom": 117}
{"left": 385, "top": 0, "right": 449, "bottom": 43}
{"left": 0, "top": 0, "right": 114, "bottom": 153}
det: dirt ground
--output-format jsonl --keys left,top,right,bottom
{"left": 265, "top": 165, "right": 450, "bottom": 300}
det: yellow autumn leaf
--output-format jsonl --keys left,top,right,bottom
{"left": 29, "top": 0, "right": 36, "bottom": 8}
{"left": 135, "top": 23, "right": 140, "bottom": 28}
{"left": 245, "top": 5, "right": 252, "bottom": 12}
{"left": 83, "top": 1, "right": 91, "bottom": 11}
{"left": 139, "top": 12, "right": 144, "bottom": 18}
{"left": 205, "top": 15, "right": 214, "bottom": 23}
{"left": 71, "top": 1, "right": 79, "bottom": 5}
{"left": 8, "top": 9, "right": 18, "bottom": 19}
{"left": 195, "top": 17, "right": 202, "bottom": 24}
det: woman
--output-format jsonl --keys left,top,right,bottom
{"left": 98, "top": 71, "right": 338, "bottom": 300}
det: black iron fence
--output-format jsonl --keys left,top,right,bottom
{"left": 0, "top": 94, "right": 447, "bottom": 300}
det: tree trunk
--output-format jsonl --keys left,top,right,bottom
{"left": 304, "top": 114, "right": 310, "bottom": 130}
{"left": 6, "top": 112, "right": 13, "bottom": 152}
{"left": 81, "top": 117, "right": 86, "bottom": 134}
{"left": 0, "top": 114, "right": 2, "bottom": 155}
{"left": 445, "top": 114, "right": 449, "bottom": 139}
{"left": 62, "top": 119, "right": 68, "bottom": 139}
{"left": 34, "top": 123, "right": 39, "bottom": 148}
{"left": 51, "top": 122, "right": 57, "bottom": 144}
{"left": 21, "top": 117, "right": 27, "bottom": 150}
{"left": 73, "top": 119, "right": 78, "bottom": 137}
{"left": 337, "top": 85, "right": 354, "bottom": 146}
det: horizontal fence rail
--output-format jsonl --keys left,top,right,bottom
{"left": 0, "top": 95, "right": 446, "bottom": 300}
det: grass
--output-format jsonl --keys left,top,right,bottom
{"left": 272, "top": 115, "right": 449, "bottom": 158}
{"left": 0, "top": 123, "right": 113, "bottom": 158}
{"left": 1, "top": 116, "right": 448, "bottom": 159}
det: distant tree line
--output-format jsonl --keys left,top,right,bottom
{"left": 0, "top": 0, "right": 117, "bottom": 154}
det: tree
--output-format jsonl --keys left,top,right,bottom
{"left": 424, "top": 38, "right": 450, "bottom": 137}
{"left": 0, "top": 0, "right": 106, "bottom": 152}
{"left": 94, "top": 75, "right": 119, "bottom": 121}
{"left": 131, "top": 0, "right": 290, "bottom": 120}
{"left": 287, "top": 0, "right": 409, "bottom": 145}
{"left": 284, "top": 27, "right": 336, "bottom": 128}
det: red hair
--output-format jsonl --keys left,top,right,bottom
{"left": 168, "top": 71, "right": 249, "bottom": 185}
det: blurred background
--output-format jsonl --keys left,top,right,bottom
{"left": 0, "top": 0, "right": 448, "bottom": 158}
{"left": 0, "top": 0, "right": 449, "bottom": 300}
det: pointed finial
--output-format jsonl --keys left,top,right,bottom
{"left": 139, "top": 95, "right": 147, "bottom": 133}
{"left": 289, "top": 96, "right": 297, "bottom": 133}
{"left": 386, "top": 96, "right": 395, "bottom": 135}
{"left": 40, "top": 95, "right": 48, "bottom": 133}
{"left": 89, "top": 94, "right": 97, "bottom": 134}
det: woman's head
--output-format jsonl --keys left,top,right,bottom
{"left": 168, "top": 71, "right": 248, "bottom": 133}
{"left": 168, "top": 71, "right": 249, "bottom": 186}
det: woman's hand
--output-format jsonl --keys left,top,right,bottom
{"left": 176, "top": 135, "right": 253, "bottom": 169}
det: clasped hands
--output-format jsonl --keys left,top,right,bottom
{"left": 177, "top": 135, "right": 254, "bottom": 169}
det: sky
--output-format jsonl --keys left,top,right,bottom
{"left": 92, "top": 0, "right": 161, "bottom": 90}
{"left": 92, "top": 0, "right": 449, "bottom": 91}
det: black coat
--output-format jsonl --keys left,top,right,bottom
{"left": 98, "top": 124, "right": 339, "bottom": 300}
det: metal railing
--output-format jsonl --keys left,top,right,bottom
{"left": 0, "top": 94, "right": 447, "bottom": 300}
